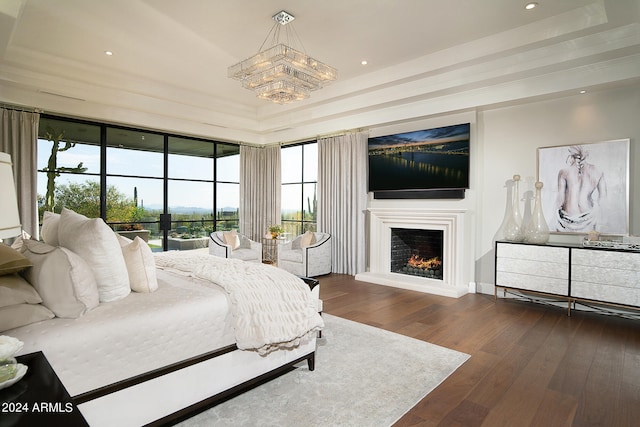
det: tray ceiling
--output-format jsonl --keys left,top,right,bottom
{"left": 1, "top": 0, "right": 639, "bottom": 144}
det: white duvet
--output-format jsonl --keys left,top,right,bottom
{"left": 154, "top": 251, "right": 324, "bottom": 355}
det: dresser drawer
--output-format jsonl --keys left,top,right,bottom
{"left": 571, "top": 248, "right": 640, "bottom": 305}
{"left": 497, "top": 242, "right": 569, "bottom": 263}
{"left": 496, "top": 242, "right": 569, "bottom": 296}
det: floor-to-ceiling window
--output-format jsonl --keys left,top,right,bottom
{"left": 166, "top": 136, "right": 214, "bottom": 250}
{"left": 36, "top": 115, "right": 240, "bottom": 251}
{"left": 37, "top": 118, "right": 102, "bottom": 219}
{"left": 214, "top": 142, "right": 240, "bottom": 231}
{"left": 106, "top": 127, "right": 164, "bottom": 249}
{"left": 281, "top": 142, "right": 317, "bottom": 238}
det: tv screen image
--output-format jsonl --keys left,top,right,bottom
{"left": 368, "top": 123, "right": 470, "bottom": 193}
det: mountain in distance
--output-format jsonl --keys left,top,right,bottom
{"left": 144, "top": 204, "right": 236, "bottom": 214}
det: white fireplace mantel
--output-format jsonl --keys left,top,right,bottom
{"left": 356, "top": 207, "right": 472, "bottom": 298}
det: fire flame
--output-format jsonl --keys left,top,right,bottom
{"left": 407, "top": 254, "right": 442, "bottom": 270}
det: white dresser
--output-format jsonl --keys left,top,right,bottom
{"left": 495, "top": 241, "right": 640, "bottom": 315}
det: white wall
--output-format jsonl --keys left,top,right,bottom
{"left": 365, "top": 84, "right": 640, "bottom": 295}
{"left": 475, "top": 85, "right": 640, "bottom": 293}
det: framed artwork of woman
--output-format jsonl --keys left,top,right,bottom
{"left": 537, "top": 139, "right": 630, "bottom": 235}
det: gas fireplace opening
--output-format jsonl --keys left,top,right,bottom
{"left": 391, "top": 228, "right": 444, "bottom": 280}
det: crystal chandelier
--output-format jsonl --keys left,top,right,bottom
{"left": 228, "top": 11, "right": 337, "bottom": 104}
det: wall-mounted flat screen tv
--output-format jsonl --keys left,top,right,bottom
{"left": 368, "top": 123, "right": 470, "bottom": 195}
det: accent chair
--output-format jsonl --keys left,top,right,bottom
{"left": 277, "top": 231, "right": 331, "bottom": 277}
{"left": 208, "top": 231, "right": 262, "bottom": 263}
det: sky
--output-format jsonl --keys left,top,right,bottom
{"left": 37, "top": 140, "right": 239, "bottom": 211}
{"left": 36, "top": 139, "right": 317, "bottom": 212}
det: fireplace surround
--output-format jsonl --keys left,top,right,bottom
{"left": 356, "top": 207, "right": 471, "bottom": 297}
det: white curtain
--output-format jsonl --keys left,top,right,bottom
{"left": 318, "top": 131, "right": 368, "bottom": 275}
{"left": 0, "top": 108, "right": 40, "bottom": 238}
{"left": 239, "top": 145, "right": 281, "bottom": 241}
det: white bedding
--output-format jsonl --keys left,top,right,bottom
{"left": 9, "top": 269, "right": 235, "bottom": 396}
{"left": 154, "top": 251, "right": 324, "bottom": 354}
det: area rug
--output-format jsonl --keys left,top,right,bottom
{"left": 177, "top": 314, "right": 470, "bottom": 427}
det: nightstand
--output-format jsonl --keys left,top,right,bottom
{"left": 0, "top": 351, "right": 88, "bottom": 427}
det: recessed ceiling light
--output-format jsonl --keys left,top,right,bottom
{"left": 361, "top": 60, "right": 368, "bottom": 65}
{"left": 104, "top": 51, "right": 113, "bottom": 56}
{"left": 525, "top": 2, "right": 538, "bottom": 10}
{"left": 580, "top": 90, "right": 587, "bottom": 94}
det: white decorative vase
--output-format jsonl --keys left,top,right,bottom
{"left": 524, "top": 181, "right": 550, "bottom": 244}
{"left": 503, "top": 175, "right": 524, "bottom": 242}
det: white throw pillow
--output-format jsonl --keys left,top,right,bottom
{"left": 300, "top": 231, "right": 317, "bottom": 248}
{"left": 41, "top": 211, "right": 61, "bottom": 246}
{"left": 117, "top": 235, "right": 158, "bottom": 293}
{"left": 20, "top": 239, "right": 100, "bottom": 318}
{"left": 10, "top": 230, "right": 32, "bottom": 251}
{"left": 57, "top": 208, "right": 130, "bottom": 303}
{"left": 223, "top": 231, "right": 241, "bottom": 250}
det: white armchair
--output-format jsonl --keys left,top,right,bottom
{"left": 208, "top": 231, "right": 262, "bottom": 263}
{"left": 278, "top": 232, "right": 331, "bottom": 277}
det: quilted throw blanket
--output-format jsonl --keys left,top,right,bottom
{"left": 154, "top": 251, "right": 324, "bottom": 355}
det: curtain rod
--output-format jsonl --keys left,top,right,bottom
{"left": 274, "top": 127, "right": 369, "bottom": 147}
{"left": 316, "top": 128, "right": 368, "bottom": 141}
{"left": 0, "top": 103, "right": 42, "bottom": 113}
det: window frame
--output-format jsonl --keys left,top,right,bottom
{"left": 281, "top": 141, "right": 318, "bottom": 238}
{"left": 36, "top": 114, "right": 240, "bottom": 251}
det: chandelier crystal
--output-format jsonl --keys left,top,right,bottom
{"left": 228, "top": 11, "right": 337, "bottom": 104}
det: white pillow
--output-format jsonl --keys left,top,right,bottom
{"left": 117, "top": 235, "right": 158, "bottom": 293}
{"left": 223, "top": 231, "right": 241, "bottom": 250}
{"left": 20, "top": 239, "right": 100, "bottom": 318}
{"left": 300, "top": 231, "right": 317, "bottom": 248}
{"left": 10, "top": 230, "right": 32, "bottom": 251}
{"left": 41, "top": 211, "right": 61, "bottom": 246}
{"left": 57, "top": 208, "right": 130, "bottom": 303}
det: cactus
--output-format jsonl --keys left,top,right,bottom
{"left": 306, "top": 185, "right": 317, "bottom": 221}
{"left": 42, "top": 128, "right": 87, "bottom": 212}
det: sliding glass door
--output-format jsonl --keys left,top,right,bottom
{"left": 37, "top": 115, "right": 240, "bottom": 251}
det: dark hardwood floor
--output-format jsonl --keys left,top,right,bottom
{"left": 318, "top": 274, "right": 640, "bottom": 427}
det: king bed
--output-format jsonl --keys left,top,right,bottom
{"left": 1, "top": 209, "right": 323, "bottom": 426}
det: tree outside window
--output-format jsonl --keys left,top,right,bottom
{"left": 37, "top": 116, "right": 240, "bottom": 251}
